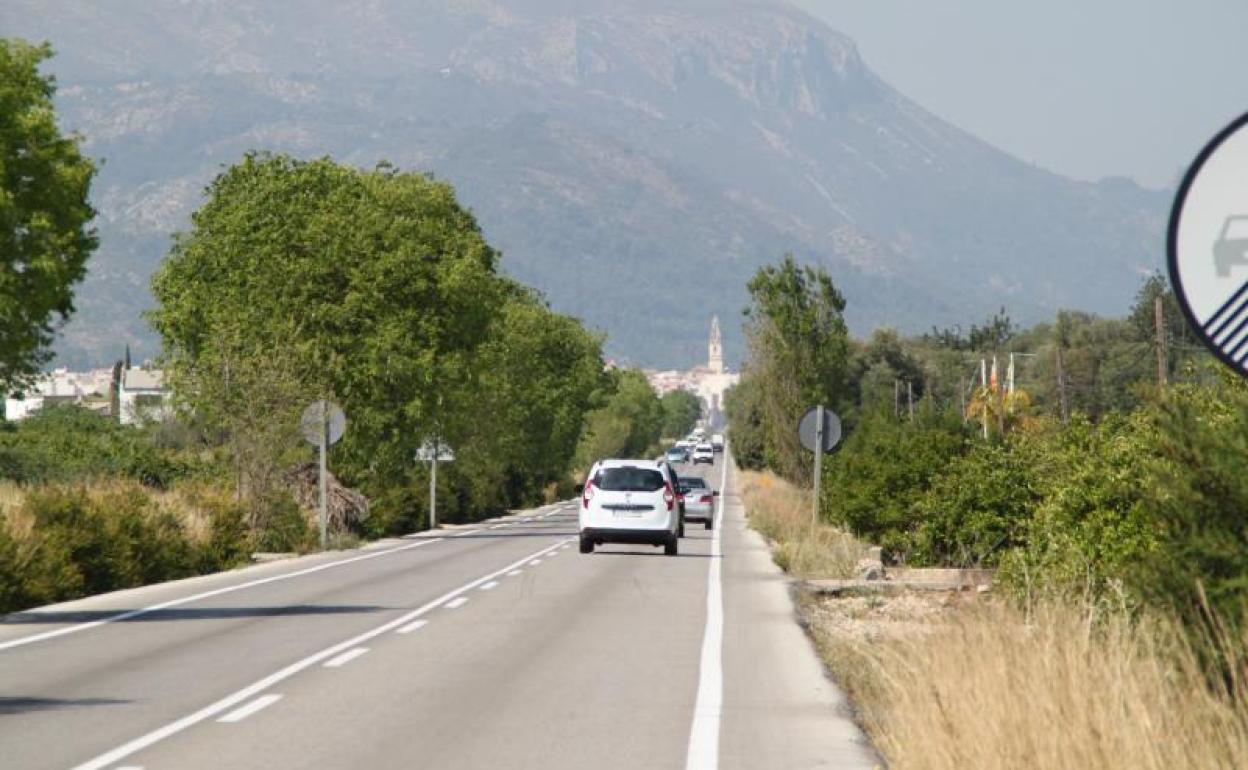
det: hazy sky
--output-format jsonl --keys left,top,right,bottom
{"left": 791, "top": 0, "right": 1248, "bottom": 189}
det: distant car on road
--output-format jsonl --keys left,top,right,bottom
{"left": 577, "top": 459, "right": 681, "bottom": 555}
{"left": 1215, "top": 215, "right": 1248, "bottom": 277}
{"left": 711, "top": 433, "right": 725, "bottom": 453}
{"left": 679, "top": 475, "right": 718, "bottom": 529}
{"left": 692, "top": 443, "right": 714, "bottom": 465}
{"left": 665, "top": 446, "right": 690, "bottom": 464}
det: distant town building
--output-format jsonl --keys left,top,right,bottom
{"left": 118, "top": 366, "right": 172, "bottom": 425}
{"left": 645, "top": 315, "right": 740, "bottom": 414}
{"left": 4, "top": 367, "right": 113, "bottom": 421}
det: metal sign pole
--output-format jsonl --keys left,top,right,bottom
{"left": 429, "top": 437, "right": 438, "bottom": 530}
{"left": 318, "top": 408, "right": 328, "bottom": 550}
{"left": 812, "top": 404, "right": 824, "bottom": 529}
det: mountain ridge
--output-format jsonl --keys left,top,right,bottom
{"left": 1, "top": 0, "right": 1168, "bottom": 369}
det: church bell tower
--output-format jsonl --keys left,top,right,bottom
{"left": 708, "top": 316, "right": 724, "bottom": 374}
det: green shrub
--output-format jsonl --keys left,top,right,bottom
{"left": 0, "top": 405, "right": 189, "bottom": 487}
{"left": 253, "top": 492, "right": 315, "bottom": 553}
{"left": 822, "top": 408, "right": 968, "bottom": 557}
{"left": 910, "top": 437, "right": 1041, "bottom": 567}
{"left": 1130, "top": 377, "right": 1248, "bottom": 630}
{"left": 194, "top": 495, "right": 252, "bottom": 572}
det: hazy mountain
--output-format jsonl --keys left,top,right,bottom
{"left": 2, "top": 0, "right": 1168, "bottom": 369}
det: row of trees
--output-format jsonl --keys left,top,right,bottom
{"left": 148, "top": 152, "right": 669, "bottom": 535}
{"left": 727, "top": 255, "right": 1248, "bottom": 631}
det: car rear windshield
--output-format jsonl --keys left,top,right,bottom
{"left": 594, "top": 467, "right": 666, "bottom": 492}
{"left": 681, "top": 477, "right": 707, "bottom": 488}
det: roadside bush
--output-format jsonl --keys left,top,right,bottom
{"left": 252, "top": 492, "right": 316, "bottom": 553}
{"left": 1132, "top": 376, "right": 1248, "bottom": 631}
{"left": 0, "top": 405, "right": 188, "bottom": 487}
{"left": 998, "top": 414, "right": 1160, "bottom": 599}
{"left": 822, "top": 408, "right": 968, "bottom": 557}
{"left": 909, "top": 437, "right": 1041, "bottom": 567}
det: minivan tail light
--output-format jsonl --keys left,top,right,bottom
{"left": 700, "top": 494, "right": 713, "bottom": 504}
{"left": 663, "top": 483, "right": 675, "bottom": 512}
{"left": 582, "top": 483, "right": 594, "bottom": 508}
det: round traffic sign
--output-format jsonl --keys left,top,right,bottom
{"left": 300, "top": 400, "right": 346, "bottom": 446}
{"left": 1169, "top": 111, "right": 1248, "bottom": 377}
{"left": 797, "top": 406, "right": 841, "bottom": 453}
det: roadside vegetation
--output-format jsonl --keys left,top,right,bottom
{"left": 0, "top": 45, "right": 674, "bottom": 614}
{"left": 728, "top": 254, "right": 1248, "bottom": 767}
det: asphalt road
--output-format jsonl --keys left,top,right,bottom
{"left": 0, "top": 453, "right": 877, "bottom": 770}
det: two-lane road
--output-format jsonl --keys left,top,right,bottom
{"left": 0, "top": 454, "right": 876, "bottom": 769}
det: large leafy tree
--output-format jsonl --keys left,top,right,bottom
{"left": 0, "top": 40, "right": 97, "bottom": 390}
{"left": 150, "top": 154, "right": 503, "bottom": 499}
{"left": 743, "top": 255, "right": 851, "bottom": 481}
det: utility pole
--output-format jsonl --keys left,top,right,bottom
{"left": 893, "top": 380, "right": 900, "bottom": 420}
{"left": 1055, "top": 345, "right": 1069, "bottom": 425}
{"left": 907, "top": 380, "right": 914, "bottom": 422}
{"left": 959, "top": 379, "right": 967, "bottom": 425}
{"left": 1155, "top": 295, "right": 1168, "bottom": 390}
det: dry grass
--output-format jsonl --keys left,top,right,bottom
{"left": 739, "top": 469, "right": 866, "bottom": 579}
{"left": 805, "top": 591, "right": 1248, "bottom": 770}
{"left": 0, "top": 478, "right": 234, "bottom": 546}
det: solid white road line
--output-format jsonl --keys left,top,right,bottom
{"left": 479, "top": 581, "right": 499, "bottom": 591}
{"left": 217, "top": 694, "right": 282, "bottom": 724}
{"left": 396, "top": 619, "right": 428, "bottom": 635}
{"left": 685, "top": 457, "right": 728, "bottom": 770}
{"left": 70, "top": 538, "right": 572, "bottom": 770}
{"left": 323, "top": 647, "right": 370, "bottom": 668}
{"left": 0, "top": 537, "right": 445, "bottom": 653}
{"left": 444, "top": 597, "right": 469, "bottom": 610}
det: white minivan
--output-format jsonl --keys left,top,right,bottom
{"left": 577, "top": 459, "right": 681, "bottom": 555}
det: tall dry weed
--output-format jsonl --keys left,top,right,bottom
{"left": 739, "top": 470, "right": 865, "bottom": 578}
{"left": 821, "top": 598, "right": 1248, "bottom": 769}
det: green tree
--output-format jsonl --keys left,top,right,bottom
{"left": 150, "top": 154, "right": 504, "bottom": 517}
{"left": 0, "top": 40, "right": 97, "bottom": 390}
{"left": 743, "top": 255, "right": 851, "bottom": 482}
{"left": 575, "top": 369, "right": 664, "bottom": 469}
{"left": 723, "top": 376, "right": 766, "bottom": 470}
{"left": 464, "top": 287, "right": 607, "bottom": 506}
{"left": 660, "top": 389, "right": 702, "bottom": 439}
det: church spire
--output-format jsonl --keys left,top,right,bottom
{"left": 708, "top": 315, "right": 723, "bottom": 374}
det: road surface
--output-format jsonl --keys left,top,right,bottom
{"left": 0, "top": 453, "right": 876, "bottom": 769}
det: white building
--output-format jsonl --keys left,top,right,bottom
{"left": 118, "top": 367, "right": 172, "bottom": 425}
{"left": 646, "top": 316, "right": 740, "bottom": 414}
{"left": 5, "top": 367, "right": 113, "bottom": 421}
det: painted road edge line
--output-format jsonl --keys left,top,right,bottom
{"left": 0, "top": 537, "right": 442, "bottom": 653}
{"left": 1, "top": 497, "right": 579, "bottom": 652}
{"left": 323, "top": 647, "right": 370, "bottom": 668}
{"left": 217, "top": 694, "right": 282, "bottom": 724}
{"left": 685, "top": 456, "right": 727, "bottom": 770}
{"left": 69, "top": 537, "right": 573, "bottom": 770}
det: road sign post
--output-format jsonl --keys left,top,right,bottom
{"left": 813, "top": 404, "right": 824, "bottom": 529}
{"left": 300, "top": 400, "right": 347, "bottom": 550}
{"left": 798, "top": 405, "right": 842, "bottom": 530}
{"left": 417, "top": 438, "right": 455, "bottom": 530}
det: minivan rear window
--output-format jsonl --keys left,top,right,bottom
{"left": 594, "top": 467, "right": 666, "bottom": 492}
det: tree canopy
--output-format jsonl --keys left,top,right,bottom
{"left": 0, "top": 40, "right": 97, "bottom": 390}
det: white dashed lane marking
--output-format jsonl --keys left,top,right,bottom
{"left": 217, "top": 694, "right": 282, "bottom": 724}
